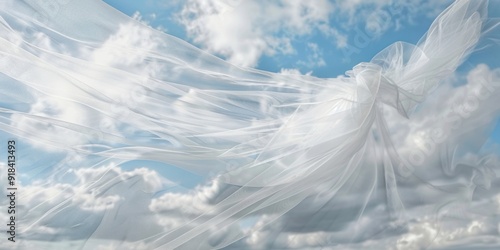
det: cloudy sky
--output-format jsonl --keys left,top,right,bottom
{"left": 0, "top": 0, "right": 500, "bottom": 249}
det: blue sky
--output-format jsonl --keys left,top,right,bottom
{"left": 102, "top": 0, "right": 425, "bottom": 76}
{"left": 102, "top": 0, "right": 500, "bottom": 77}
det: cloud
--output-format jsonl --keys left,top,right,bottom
{"left": 395, "top": 217, "right": 498, "bottom": 250}
{"left": 297, "top": 43, "right": 327, "bottom": 69}
{"left": 0, "top": 162, "right": 174, "bottom": 248}
{"left": 279, "top": 68, "right": 313, "bottom": 76}
{"left": 333, "top": 0, "right": 452, "bottom": 35}
{"left": 176, "top": 0, "right": 336, "bottom": 67}
{"left": 387, "top": 64, "right": 500, "bottom": 177}
{"left": 174, "top": 0, "right": 453, "bottom": 68}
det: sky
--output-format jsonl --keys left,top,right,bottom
{"left": 102, "top": 0, "right": 500, "bottom": 76}
{"left": 0, "top": 0, "right": 500, "bottom": 249}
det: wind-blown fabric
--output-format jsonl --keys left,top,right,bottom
{"left": 0, "top": 0, "right": 499, "bottom": 249}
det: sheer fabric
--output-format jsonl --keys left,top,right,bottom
{"left": 0, "top": 0, "right": 498, "bottom": 249}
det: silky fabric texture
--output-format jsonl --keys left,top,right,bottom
{"left": 0, "top": 0, "right": 499, "bottom": 249}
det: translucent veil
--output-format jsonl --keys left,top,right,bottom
{"left": 0, "top": 0, "right": 499, "bottom": 249}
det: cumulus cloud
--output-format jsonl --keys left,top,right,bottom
{"left": 174, "top": 0, "right": 453, "bottom": 68}
{"left": 176, "top": 0, "right": 335, "bottom": 67}
{"left": 395, "top": 217, "right": 499, "bottom": 250}
{"left": 0, "top": 162, "right": 174, "bottom": 248}
{"left": 333, "top": 0, "right": 452, "bottom": 35}
{"left": 279, "top": 68, "right": 312, "bottom": 76}
{"left": 297, "top": 43, "right": 327, "bottom": 69}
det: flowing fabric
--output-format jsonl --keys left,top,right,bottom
{"left": 0, "top": 0, "right": 499, "bottom": 249}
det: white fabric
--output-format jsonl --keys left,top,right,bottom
{"left": 0, "top": 0, "right": 498, "bottom": 249}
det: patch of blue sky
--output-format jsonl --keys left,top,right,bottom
{"left": 101, "top": 1, "right": 440, "bottom": 78}
{"left": 491, "top": 118, "right": 500, "bottom": 143}
{"left": 102, "top": 0, "right": 499, "bottom": 77}
{"left": 103, "top": 0, "right": 186, "bottom": 41}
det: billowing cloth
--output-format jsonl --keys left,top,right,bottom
{"left": 0, "top": 0, "right": 499, "bottom": 249}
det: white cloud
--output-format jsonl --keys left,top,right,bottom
{"left": 298, "top": 43, "right": 327, "bottom": 68}
{"left": 279, "top": 68, "right": 312, "bottom": 76}
{"left": 386, "top": 64, "right": 500, "bottom": 175}
{"left": 177, "top": 0, "right": 336, "bottom": 67}
{"left": 333, "top": 0, "right": 451, "bottom": 34}
{"left": 175, "top": 0, "right": 453, "bottom": 67}
{"left": 395, "top": 218, "right": 497, "bottom": 250}
{"left": 0, "top": 162, "right": 174, "bottom": 248}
